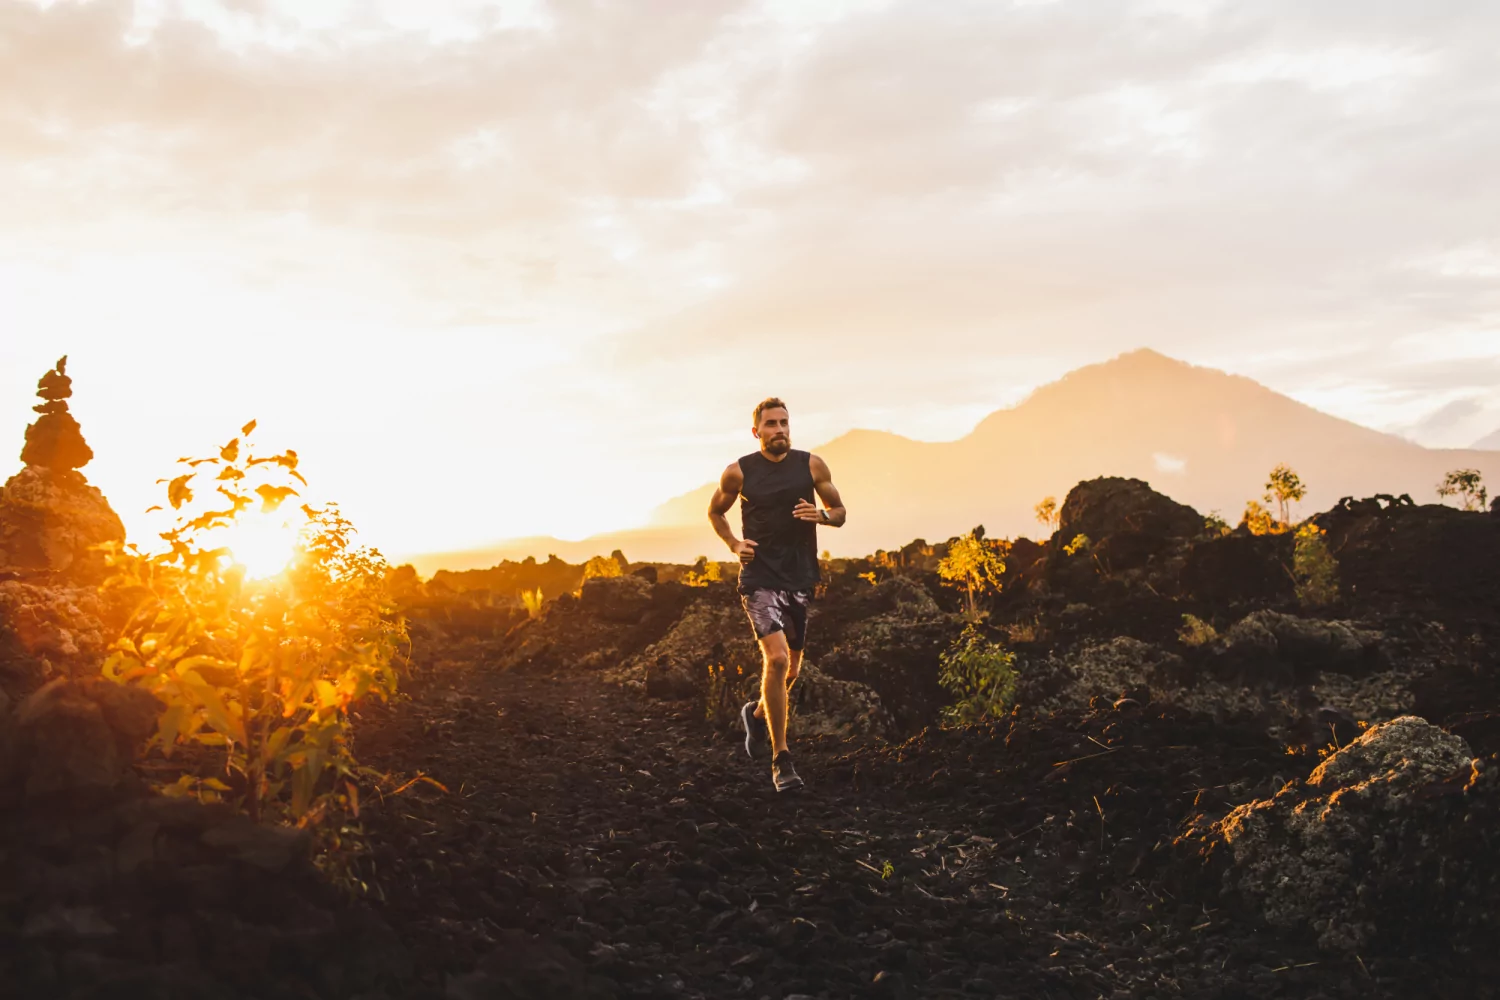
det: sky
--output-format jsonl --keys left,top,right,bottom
{"left": 3, "top": 0, "right": 1500, "bottom": 560}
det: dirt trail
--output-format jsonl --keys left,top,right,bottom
{"left": 351, "top": 659, "right": 1404, "bottom": 1000}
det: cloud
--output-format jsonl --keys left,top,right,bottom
{"left": 4, "top": 0, "right": 1500, "bottom": 551}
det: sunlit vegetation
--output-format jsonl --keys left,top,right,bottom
{"left": 521, "top": 587, "right": 545, "bottom": 619}
{"left": 1203, "top": 511, "right": 1232, "bottom": 537}
{"left": 937, "top": 526, "right": 1007, "bottom": 623}
{"left": 682, "top": 555, "right": 724, "bottom": 587}
{"left": 1063, "top": 533, "right": 1091, "bottom": 556}
{"left": 1033, "top": 496, "right": 1059, "bottom": 533}
{"left": 938, "top": 624, "right": 1017, "bottom": 725}
{"left": 98, "top": 422, "right": 405, "bottom": 825}
{"left": 582, "top": 554, "right": 624, "bottom": 582}
{"left": 1241, "top": 464, "right": 1306, "bottom": 535}
{"left": 1178, "top": 614, "right": 1218, "bottom": 647}
{"left": 1293, "top": 522, "right": 1339, "bottom": 608}
{"left": 1437, "top": 469, "right": 1488, "bottom": 511}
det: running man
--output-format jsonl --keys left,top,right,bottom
{"left": 708, "top": 397, "right": 847, "bottom": 792}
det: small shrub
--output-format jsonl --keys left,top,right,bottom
{"left": 938, "top": 625, "right": 1018, "bottom": 726}
{"left": 1178, "top": 614, "right": 1218, "bottom": 647}
{"left": 937, "top": 527, "right": 1008, "bottom": 623}
{"left": 682, "top": 555, "right": 724, "bottom": 587}
{"left": 1437, "top": 469, "right": 1488, "bottom": 511}
{"left": 1240, "top": 499, "right": 1284, "bottom": 536}
{"left": 100, "top": 423, "right": 404, "bottom": 825}
{"left": 1293, "top": 522, "right": 1339, "bottom": 608}
{"left": 1063, "top": 533, "right": 1091, "bottom": 556}
{"left": 521, "top": 588, "right": 544, "bottom": 619}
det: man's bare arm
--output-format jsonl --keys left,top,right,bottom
{"left": 709, "top": 462, "right": 758, "bottom": 564}
{"left": 793, "top": 454, "right": 847, "bottom": 527}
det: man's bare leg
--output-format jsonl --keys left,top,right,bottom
{"left": 754, "top": 645, "right": 801, "bottom": 729}
{"left": 755, "top": 632, "right": 799, "bottom": 755}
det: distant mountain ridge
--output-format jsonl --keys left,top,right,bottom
{"left": 1474, "top": 428, "right": 1500, "bottom": 450}
{"left": 403, "top": 349, "right": 1500, "bottom": 575}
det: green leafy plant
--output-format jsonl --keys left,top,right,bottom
{"left": 881, "top": 860, "right": 894, "bottom": 880}
{"left": 1178, "top": 614, "right": 1218, "bottom": 647}
{"left": 937, "top": 527, "right": 1008, "bottom": 622}
{"left": 1437, "top": 469, "right": 1488, "bottom": 511}
{"left": 99, "top": 422, "right": 405, "bottom": 825}
{"left": 938, "top": 624, "right": 1018, "bottom": 725}
{"left": 1062, "top": 533, "right": 1091, "bottom": 556}
{"left": 1293, "top": 522, "right": 1339, "bottom": 608}
{"left": 1203, "top": 511, "right": 1231, "bottom": 537}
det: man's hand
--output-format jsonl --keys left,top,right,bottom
{"left": 734, "top": 539, "right": 758, "bottom": 564}
{"left": 793, "top": 499, "right": 825, "bottom": 523}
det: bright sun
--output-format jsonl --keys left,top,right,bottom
{"left": 217, "top": 510, "right": 305, "bottom": 579}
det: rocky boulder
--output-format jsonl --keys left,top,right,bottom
{"left": 577, "top": 573, "right": 655, "bottom": 623}
{"left": 1025, "top": 637, "right": 1184, "bottom": 712}
{"left": 3, "top": 678, "right": 163, "bottom": 803}
{"left": 1211, "top": 610, "right": 1388, "bottom": 681}
{"left": 615, "top": 600, "right": 760, "bottom": 701}
{"left": 0, "top": 467, "right": 124, "bottom": 580}
{"left": 0, "top": 579, "right": 114, "bottom": 698}
{"left": 1055, "top": 477, "right": 1204, "bottom": 569}
{"left": 1217, "top": 716, "right": 1480, "bottom": 951}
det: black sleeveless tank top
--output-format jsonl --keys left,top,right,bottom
{"left": 737, "top": 449, "right": 820, "bottom": 594}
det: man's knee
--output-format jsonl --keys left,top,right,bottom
{"left": 763, "top": 650, "right": 791, "bottom": 680}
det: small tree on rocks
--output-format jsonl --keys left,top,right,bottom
{"left": 1437, "top": 469, "right": 1488, "bottom": 511}
{"left": 1034, "top": 497, "right": 1059, "bottom": 533}
{"left": 937, "top": 526, "right": 1008, "bottom": 622}
{"left": 1264, "top": 464, "right": 1306, "bottom": 525}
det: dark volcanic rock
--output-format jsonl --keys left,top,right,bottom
{"left": 0, "top": 467, "right": 124, "bottom": 580}
{"left": 7, "top": 678, "right": 162, "bottom": 801}
{"left": 1213, "top": 716, "right": 1484, "bottom": 951}
{"left": 1055, "top": 476, "right": 1203, "bottom": 571}
{"left": 577, "top": 574, "right": 655, "bottom": 623}
{"left": 1318, "top": 500, "right": 1500, "bottom": 610}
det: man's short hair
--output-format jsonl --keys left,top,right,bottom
{"left": 753, "top": 397, "right": 788, "bottom": 427}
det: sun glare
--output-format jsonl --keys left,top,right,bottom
{"left": 217, "top": 510, "right": 306, "bottom": 580}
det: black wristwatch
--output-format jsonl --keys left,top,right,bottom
{"left": 818, "top": 509, "right": 830, "bottom": 524}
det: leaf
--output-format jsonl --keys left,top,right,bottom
{"left": 166, "top": 474, "right": 194, "bottom": 510}
{"left": 221, "top": 438, "right": 240, "bottom": 463}
{"left": 216, "top": 466, "right": 245, "bottom": 481}
{"left": 183, "top": 676, "right": 247, "bottom": 745}
{"left": 158, "top": 702, "right": 186, "bottom": 756}
{"left": 145, "top": 505, "right": 163, "bottom": 513}
{"left": 241, "top": 419, "right": 257, "bottom": 436}
{"left": 200, "top": 777, "right": 232, "bottom": 792}
{"left": 255, "top": 484, "right": 300, "bottom": 512}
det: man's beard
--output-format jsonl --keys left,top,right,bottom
{"left": 764, "top": 435, "right": 790, "bottom": 455}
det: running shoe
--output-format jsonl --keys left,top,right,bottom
{"left": 772, "top": 750, "right": 804, "bottom": 792}
{"left": 741, "top": 700, "right": 768, "bottom": 758}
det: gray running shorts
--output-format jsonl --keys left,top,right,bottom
{"left": 740, "top": 588, "right": 813, "bottom": 650}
